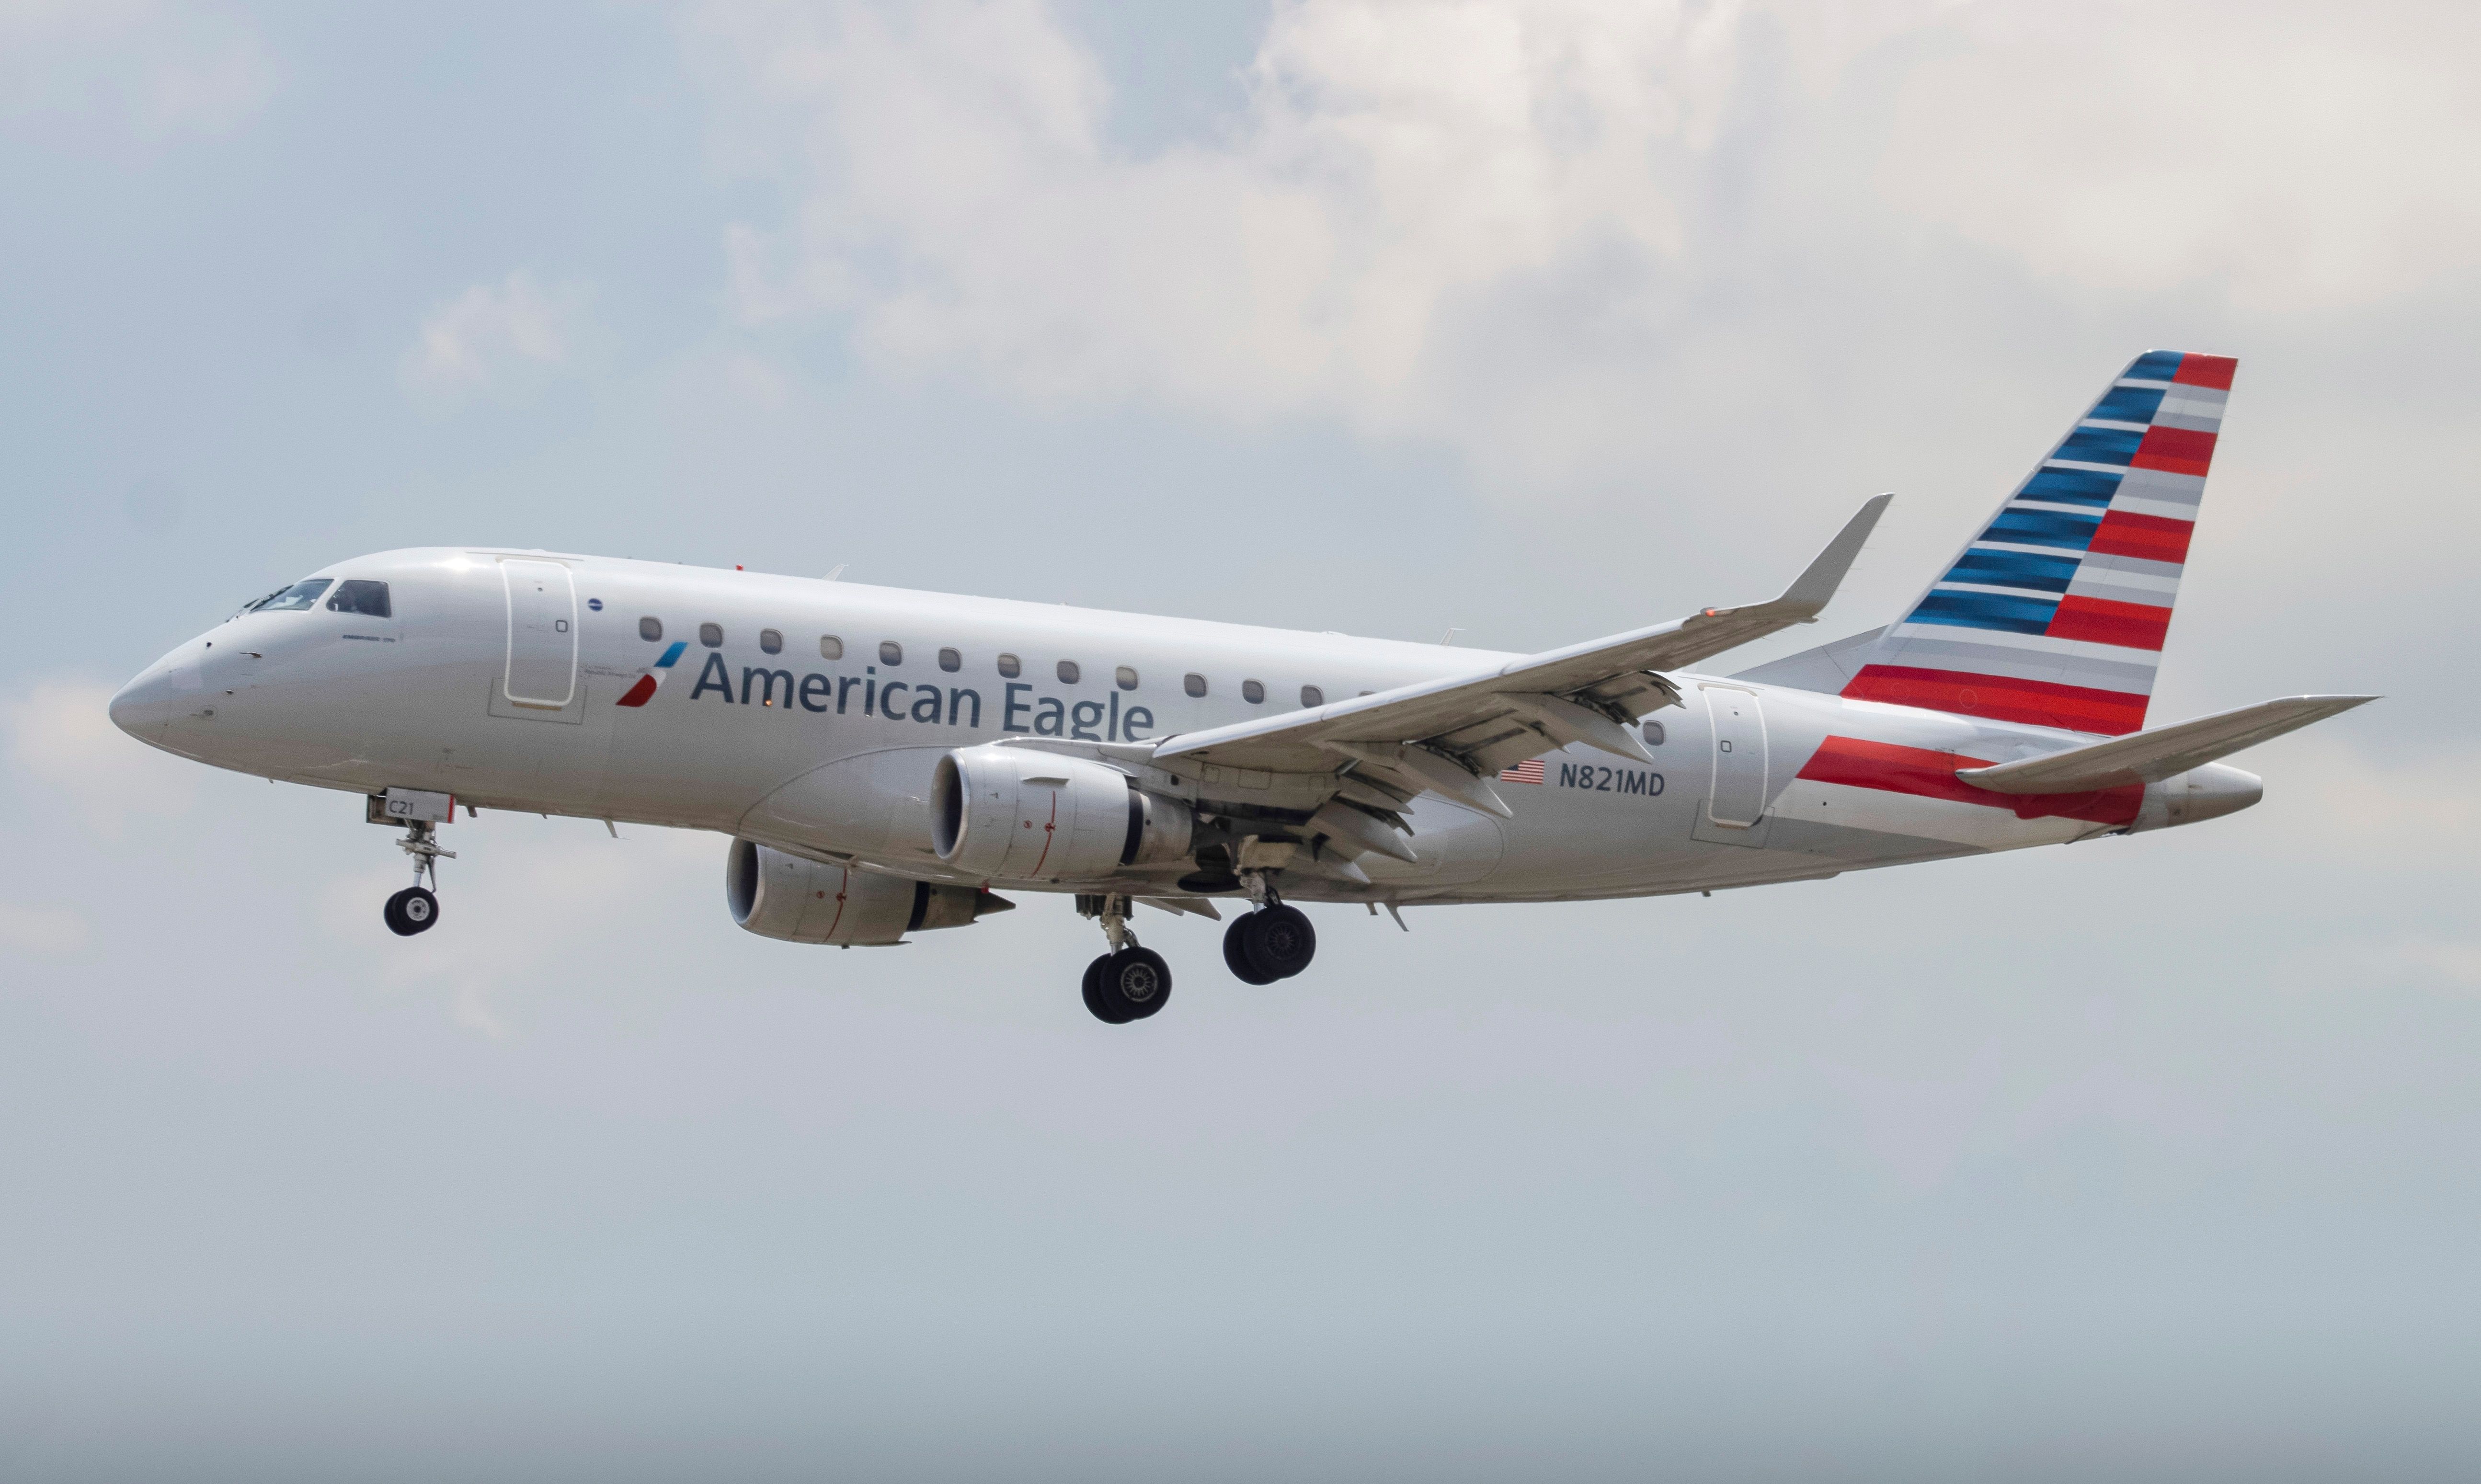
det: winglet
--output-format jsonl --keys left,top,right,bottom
{"left": 1774, "top": 493, "right": 1892, "bottom": 617}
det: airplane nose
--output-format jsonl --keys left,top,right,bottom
{"left": 110, "top": 670, "right": 170, "bottom": 738}
{"left": 110, "top": 651, "right": 197, "bottom": 741}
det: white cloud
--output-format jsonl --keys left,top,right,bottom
{"left": 6, "top": 679, "right": 197, "bottom": 839}
{"left": 400, "top": 270, "right": 595, "bottom": 400}
{"left": 0, "top": 0, "right": 274, "bottom": 138}
{"left": 1875, "top": 4, "right": 2481, "bottom": 312}
{"left": 700, "top": 0, "right": 1742, "bottom": 471}
{"left": 0, "top": 901, "right": 91, "bottom": 956}
{"left": 692, "top": 0, "right": 2481, "bottom": 495}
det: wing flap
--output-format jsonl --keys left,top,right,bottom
{"left": 1956, "top": 695, "right": 2377, "bottom": 794}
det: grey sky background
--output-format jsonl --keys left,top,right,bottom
{"left": 3, "top": 3, "right": 2477, "bottom": 1479}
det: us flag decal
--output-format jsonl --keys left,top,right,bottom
{"left": 1499, "top": 759, "right": 1545, "bottom": 785}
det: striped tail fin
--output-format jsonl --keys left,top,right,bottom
{"left": 1841, "top": 350, "right": 2235, "bottom": 736}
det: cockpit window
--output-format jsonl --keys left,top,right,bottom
{"left": 325, "top": 580, "right": 391, "bottom": 618}
{"left": 251, "top": 579, "right": 333, "bottom": 613}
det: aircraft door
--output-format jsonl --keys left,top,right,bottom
{"left": 500, "top": 559, "right": 578, "bottom": 709}
{"left": 1692, "top": 685, "right": 1772, "bottom": 847}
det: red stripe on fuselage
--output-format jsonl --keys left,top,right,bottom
{"left": 1795, "top": 735, "right": 2143, "bottom": 826}
{"left": 616, "top": 674, "right": 658, "bottom": 707}
{"left": 1841, "top": 665, "right": 2149, "bottom": 735}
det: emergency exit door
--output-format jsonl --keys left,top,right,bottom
{"left": 501, "top": 559, "right": 578, "bottom": 708}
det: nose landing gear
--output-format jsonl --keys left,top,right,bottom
{"left": 384, "top": 883, "right": 439, "bottom": 936}
{"left": 1077, "top": 893, "right": 1172, "bottom": 1024}
{"left": 384, "top": 816, "right": 455, "bottom": 938}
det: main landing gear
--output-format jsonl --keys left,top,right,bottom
{"left": 1079, "top": 894, "right": 1172, "bottom": 1024}
{"left": 384, "top": 817, "right": 454, "bottom": 938}
{"left": 1074, "top": 879, "right": 1323, "bottom": 1024}
{"left": 1223, "top": 869, "right": 1316, "bottom": 985}
{"left": 1223, "top": 902, "right": 1316, "bottom": 984}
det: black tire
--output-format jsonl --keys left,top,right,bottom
{"left": 1088, "top": 946, "right": 1172, "bottom": 1022}
{"left": 384, "top": 886, "right": 439, "bottom": 937}
{"left": 1223, "top": 915, "right": 1278, "bottom": 984}
{"left": 1242, "top": 904, "right": 1315, "bottom": 980}
{"left": 1081, "top": 954, "right": 1133, "bottom": 1023}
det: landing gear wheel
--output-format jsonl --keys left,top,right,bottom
{"left": 1084, "top": 947, "right": 1172, "bottom": 1023}
{"left": 1223, "top": 915, "right": 1279, "bottom": 984}
{"left": 383, "top": 886, "right": 440, "bottom": 937}
{"left": 1241, "top": 904, "right": 1315, "bottom": 980}
{"left": 1081, "top": 960, "right": 1132, "bottom": 1023}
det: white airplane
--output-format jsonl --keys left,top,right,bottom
{"left": 112, "top": 351, "right": 2370, "bottom": 1023}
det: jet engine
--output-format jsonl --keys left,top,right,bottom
{"left": 725, "top": 838, "right": 1012, "bottom": 946}
{"left": 931, "top": 744, "right": 1193, "bottom": 883}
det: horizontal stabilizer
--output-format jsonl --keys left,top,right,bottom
{"left": 1956, "top": 695, "right": 2376, "bottom": 794}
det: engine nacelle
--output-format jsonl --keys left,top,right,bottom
{"left": 725, "top": 838, "right": 1009, "bottom": 945}
{"left": 931, "top": 744, "right": 1193, "bottom": 883}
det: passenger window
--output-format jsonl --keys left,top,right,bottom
{"left": 879, "top": 641, "right": 903, "bottom": 665}
{"left": 938, "top": 648, "right": 961, "bottom": 673}
{"left": 1184, "top": 674, "right": 1208, "bottom": 698}
{"left": 1115, "top": 666, "right": 1138, "bottom": 690}
{"left": 1056, "top": 660, "right": 1080, "bottom": 685}
{"left": 997, "top": 653, "right": 1022, "bottom": 678}
{"left": 1643, "top": 719, "right": 1666, "bottom": 747}
{"left": 1242, "top": 679, "right": 1265, "bottom": 704}
{"left": 760, "top": 628, "right": 784, "bottom": 655}
{"left": 700, "top": 623, "right": 723, "bottom": 648}
{"left": 324, "top": 580, "right": 391, "bottom": 618}
{"left": 1301, "top": 685, "right": 1325, "bottom": 708}
{"left": 255, "top": 578, "right": 333, "bottom": 613}
{"left": 820, "top": 635, "right": 843, "bottom": 660}
{"left": 640, "top": 617, "right": 663, "bottom": 642}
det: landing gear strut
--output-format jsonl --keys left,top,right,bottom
{"left": 1222, "top": 875, "right": 1316, "bottom": 983}
{"left": 1078, "top": 893, "right": 1172, "bottom": 1024}
{"left": 384, "top": 818, "right": 454, "bottom": 937}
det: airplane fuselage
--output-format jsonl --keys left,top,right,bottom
{"left": 109, "top": 547, "right": 2260, "bottom": 909}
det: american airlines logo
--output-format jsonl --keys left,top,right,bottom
{"left": 615, "top": 641, "right": 687, "bottom": 707}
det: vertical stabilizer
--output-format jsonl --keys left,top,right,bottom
{"left": 1841, "top": 350, "right": 2235, "bottom": 735}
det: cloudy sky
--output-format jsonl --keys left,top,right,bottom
{"left": 5, "top": 2, "right": 2478, "bottom": 1478}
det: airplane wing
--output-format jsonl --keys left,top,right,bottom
{"left": 1956, "top": 694, "right": 2377, "bottom": 794}
{"left": 1151, "top": 495, "right": 1892, "bottom": 818}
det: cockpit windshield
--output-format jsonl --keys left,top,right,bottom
{"left": 246, "top": 578, "right": 333, "bottom": 613}
{"left": 325, "top": 580, "right": 391, "bottom": 617}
